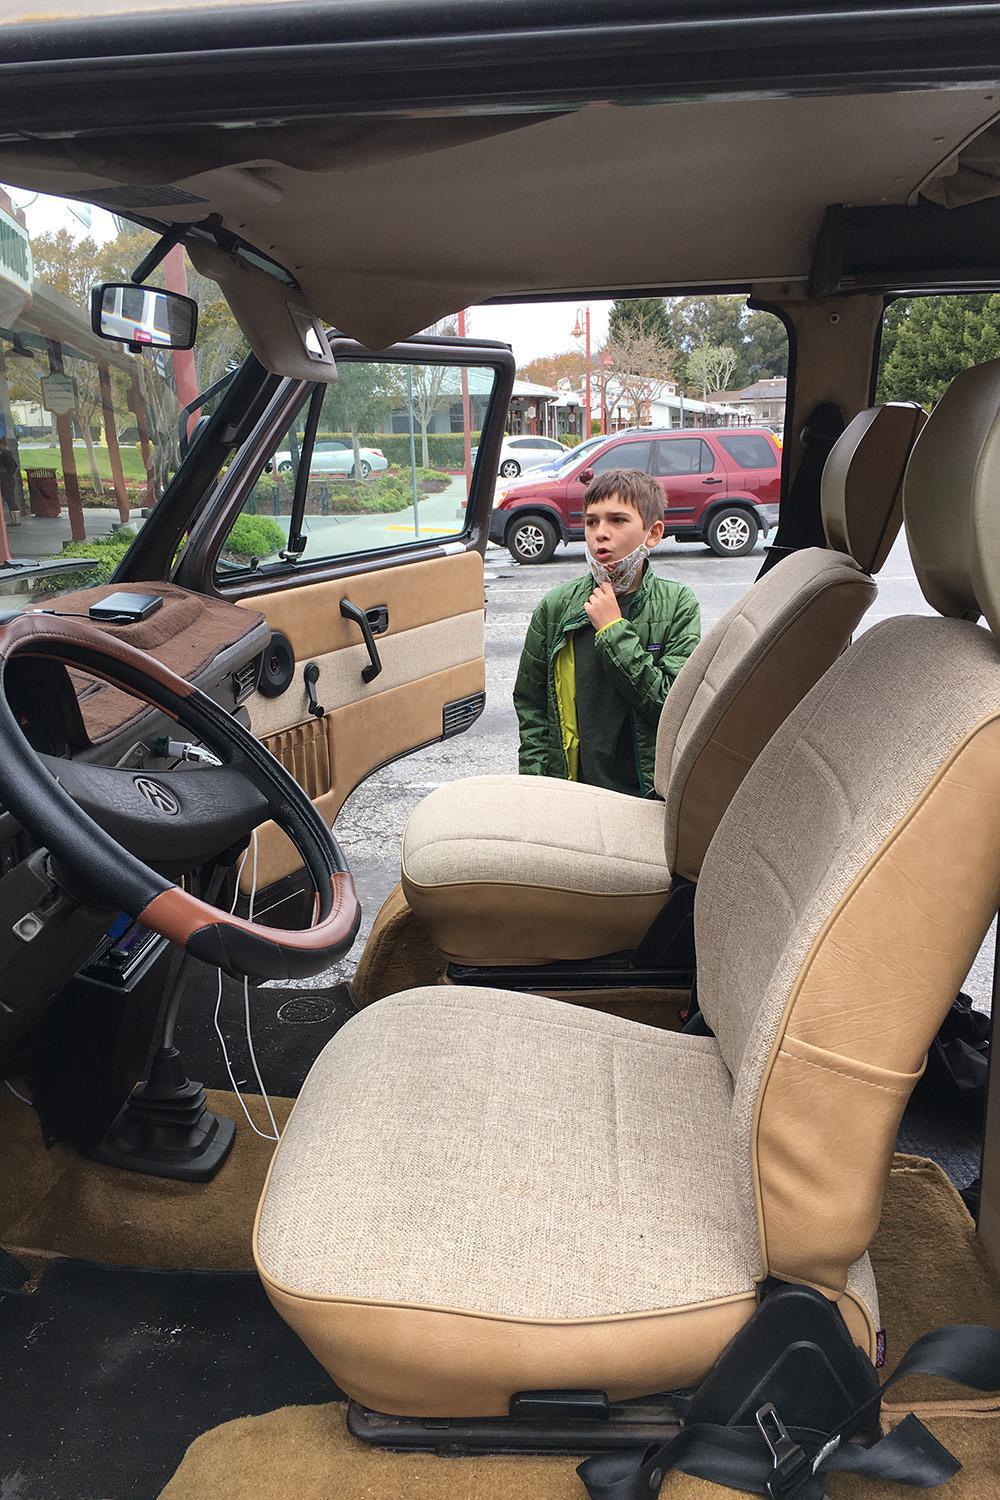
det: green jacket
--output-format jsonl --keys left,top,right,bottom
{"left": 514, "top": 565, "right": 701, "bottom": 796}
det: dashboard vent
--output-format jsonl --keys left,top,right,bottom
{"left": 232, "top": 656, "right": 261, "bottom": 706}
{"left": 442, "top": 692, "right": 485, "bottom": 739}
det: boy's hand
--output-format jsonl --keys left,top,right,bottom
{"left": 584, "top": 581, "right": 622, "bottom": 631}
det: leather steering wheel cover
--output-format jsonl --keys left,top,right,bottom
{"left": 0, "top": 611, "right": 360, "bottom": 980}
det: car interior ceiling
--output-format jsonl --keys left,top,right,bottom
{"left": 2, "top": 8, "right": 1000, "bottom": 1499}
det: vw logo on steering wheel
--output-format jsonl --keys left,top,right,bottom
{"left": 133, "top": 776, "right": 180, "bottom": 816}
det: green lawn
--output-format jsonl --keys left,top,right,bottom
{"left": 16, "top": 443, "right": 150, "bottom": 483}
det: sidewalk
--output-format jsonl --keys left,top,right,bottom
{"left": 4, "top": 505, "right": 141, "bottom": 560}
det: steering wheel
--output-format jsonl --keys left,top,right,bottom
{"left": 0, "top": 611, "right": 359, "bottom": 981}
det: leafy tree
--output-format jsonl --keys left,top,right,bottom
{"left": 409, "top": 319, "right": 457, "bottom": 465}
{"left": 742, "top": 310, "right": 789, "bottom": 383}
{"left": 876, "top": 293, "right": 1000, "bottom": 406}
{"left": 517, "top": 349, "right": 587, "bottom": 389}
{"left": 608, "top": 297, "right": 674, "bottom": 346}
{"left": 686, "top": 343, "right": 739, "bottom": 401}
{"left": 663, "top": 295, "right": 787, "bottom": 388}
{"left": 322, "top": 362, "right": 401, "bottom": 478}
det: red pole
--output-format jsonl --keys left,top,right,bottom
{"left": 457, "top": 307, "right": 472, "bottom": 496}
{"left": 163, "top": 244, "right": 200, "bottom": 438}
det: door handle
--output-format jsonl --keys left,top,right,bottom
{"left": 702, "top": 477, "right": 725, "bottom": 485}
{"left": 340, "top": 598, "right": 383, "bottom": 683}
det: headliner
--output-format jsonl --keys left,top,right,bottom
{"left": 0, "top": 66, "right": 996, "bottom": 344}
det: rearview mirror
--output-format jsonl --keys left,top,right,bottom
{"left": 577, "top": 468, "right": 594, "bottom": 483}
{"left": 91, "top": 282, "right": 198, "bottom": 350}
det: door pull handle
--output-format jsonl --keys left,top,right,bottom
{"left": 340, "top": 598, "right": 383, "bottom": 683}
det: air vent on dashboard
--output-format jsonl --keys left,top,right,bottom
{"left": 442, "top": 692, "right": 486, "bottom": 739}
{"left": 231, "top": 657, "right": 261, "bottom": 706}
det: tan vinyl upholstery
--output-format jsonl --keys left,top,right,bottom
{"left": 904, "top": 357, "right": 1000, "bottom": 635}
{"left": 401, "top": 406, "right": 923, "bottom": 966}
{"left": 257, "top": 365, "right": 1000, "bottom": 1416}
{"left": 820, "top": 402, "right": 927, "bottom": 572}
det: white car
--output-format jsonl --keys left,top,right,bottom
{"left": 274, "top": 438, "right": 388, "bottom": 479}
{"left": 491, "top": 435, "right": 571, "bottom": 479}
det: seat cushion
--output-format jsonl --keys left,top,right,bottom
{"left": 255, "top": 986, "right": 760, "bottom": 1415}
{"left": 401, "top": 774, "right": 670, "bottom": 964}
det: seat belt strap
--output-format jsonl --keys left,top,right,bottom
{"left": 578, "top": 1323, "right": 1000, "bottom": 1500}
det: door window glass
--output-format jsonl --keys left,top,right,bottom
{"left": 653, "top": 438, "right": 712, "bottom": 475}
{"left": 217, "top": 356, "right": 498, "bottom": 575}
{"left": 717, "top": 433, "right": 777, "bottom": 469}
{"left": 588, "top": 439, "right": 652, "bottom": 475}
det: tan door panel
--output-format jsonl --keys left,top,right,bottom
{"left": 239, "top": 551, "right": 485, "bottom": 891}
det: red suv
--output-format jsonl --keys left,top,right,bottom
{"left": 489, "top": 427, "right": 782, "bottom": 563}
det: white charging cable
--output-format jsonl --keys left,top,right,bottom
{"left": 213, "top": 830, "right": 280, "bottom": 1143}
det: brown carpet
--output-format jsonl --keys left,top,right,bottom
{"left": 3, "top": 1088, "right": 291, "bottom": 1271}
{"left": 159, "top": 1156, "right": 1000, "bottom": 1499}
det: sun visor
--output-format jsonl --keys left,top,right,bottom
{"left": 186, "top": 240, "right": 337, "bottom": 381}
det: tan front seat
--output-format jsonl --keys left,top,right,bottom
{"left": 256, "top": 366, "right": 1000, "bottom": 1416}
{"left": 401, "top": 403, "right": 925, "bottom": 966}
{"left": 255, "top": 364, "right": 1000, "bottom": 1417}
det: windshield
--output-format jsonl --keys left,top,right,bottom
{"left": 0, "top": 188, "right": 246, "bottom": 613}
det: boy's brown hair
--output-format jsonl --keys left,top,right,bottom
{"left": 584, "top": 468, "right": 664, "bottom": 530}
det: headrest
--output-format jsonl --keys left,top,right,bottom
{"left": 904, "top": 359, "right": 1000, "bottom": 637}
{"left": 821, "top": 403, "right": 927, "bottom": 573}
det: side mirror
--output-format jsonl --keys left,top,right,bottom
{"left": 577, "top": 468, "right": 594, "bottom": 483}
{"left": 91, "top": 282, "right": 198, "bottom": 350}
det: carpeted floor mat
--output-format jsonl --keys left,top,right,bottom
{"left": 173, "top": 974, "right": 356, "bottom": 1097}
{"left": 1, "top": 1258, "right": 337, "bottom": 1500}
{"left": 159, "top": 1155, "right": 1000, "bottom": 1500}
{"left": 157, "top": 1402, "right": 1000, "bottom": 1500}
{"left": 3, "top": 1089, "right": 293, "bottom": 1271}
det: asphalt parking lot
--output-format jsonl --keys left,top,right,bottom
{"left": 317, "top": 531, "right": 994, "bottom": 1008}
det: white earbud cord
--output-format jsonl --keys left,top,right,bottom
{"left": 213, "top": 830, "right": 280, "bottom": 1142}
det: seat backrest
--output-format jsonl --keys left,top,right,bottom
{"left": 696, "top": 363, "right": 1000, "bottom": 1307}
{"left": 656, "top": 402, "right": 926, "bottom": 881}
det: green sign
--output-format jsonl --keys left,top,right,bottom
{"left": 0, "top": 206, "right": 31, "bottom": 290}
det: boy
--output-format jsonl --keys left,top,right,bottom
{"left": 514, "top": 469, "right": 700, "bottom": 797}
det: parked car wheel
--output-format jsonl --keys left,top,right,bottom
{"left": 352, "top": 459, "right": 372, "bottom": 479}
{"left": 277, "top": 459, "right": 294, "bottom": 473}
{"left": 507, "top": 513, "right": 558, "bottom": 564}
{"left": 499, "top": 459, "right": 522, "bottom": 479}
{"left": 706, "top": 507, "right": 759, "bottom": 557}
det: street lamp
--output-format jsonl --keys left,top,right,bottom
{"left": 571, "top": 306, "right": 591, "bottom": 440}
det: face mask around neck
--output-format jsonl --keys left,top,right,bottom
{"left": 588, "top": 541, "right": 649, "bottom": 595}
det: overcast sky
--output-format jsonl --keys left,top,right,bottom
{"left": 469, "top": 300, "right": 612, "bottom": 369}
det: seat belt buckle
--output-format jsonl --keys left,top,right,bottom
{"left": 755, "top": 1403, "right": 816, "bottom": 1499}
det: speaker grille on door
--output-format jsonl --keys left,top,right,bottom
{"left": 442, "top": 692, "right": 486, "bottom": 738}
{"left": 257, "top": 631, "right": 295, "bottom": 698}
{"left": 263, "top": 718, "right": 332, "bottom": 799}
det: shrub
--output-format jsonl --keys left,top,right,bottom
{"left": 33, "top": 527, "right": 137, "bottom": 595}
{"left": 222, "top": 513, "right": 286, "bottom": 560}
{"left": 312, "top": 432, "right": 480, "bottom": 468}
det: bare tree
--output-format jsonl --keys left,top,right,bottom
{"left": 599, "top": 324, "right": 676, "bottom": 428}
{"left": 686, "top": 343, "right": 739, "bottom": 403}
{"left": 410, "top": 318, "right": 458, "bottom": 466}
